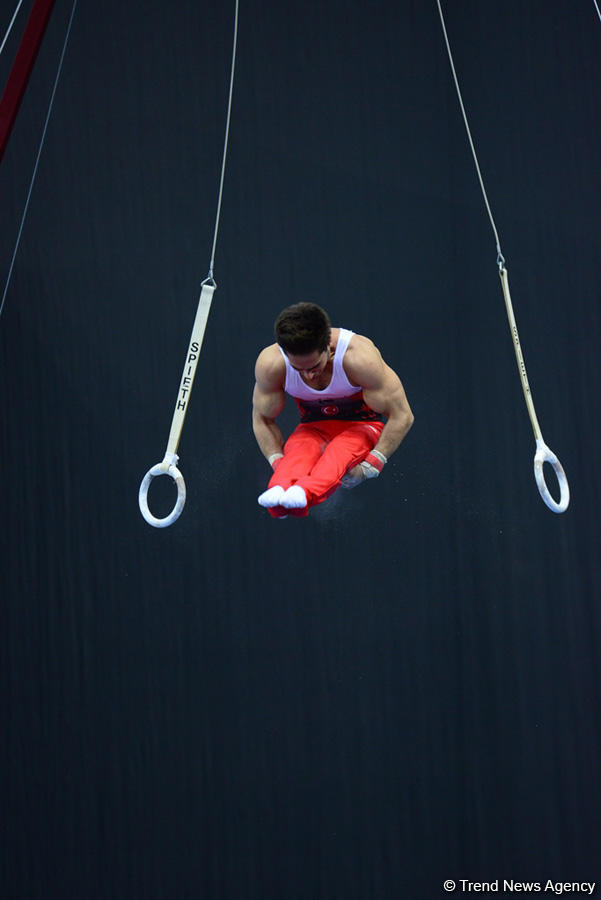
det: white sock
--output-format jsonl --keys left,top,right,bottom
{"left": 258, "top": 485, "right": 286, "bottom": 508}
{"left": 281, "top": 485, "right": 307, "bottom": 509}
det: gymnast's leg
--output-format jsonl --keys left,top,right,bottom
{"left": 257, "top": 423, "right": 325, "bottom": 517}
{"left": 293, "top": 422, "right": 383, "bottom": 510}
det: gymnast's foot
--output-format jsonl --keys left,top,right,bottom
{"left": 258, "top": 485, "right": 286, "bottom": 508}
{"left": 281, "top": 485, "right": 307, "bottom": 509}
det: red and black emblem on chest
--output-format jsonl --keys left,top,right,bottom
{"left": 295, "top": 395, "right": 385, "bottom": 423}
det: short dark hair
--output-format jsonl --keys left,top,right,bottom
{"left": 274, "top": 302, "right": 331, "bottom": 355}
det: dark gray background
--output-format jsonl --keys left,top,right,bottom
{"left": 1, "top": 1, "right": 600, "bottom": 898}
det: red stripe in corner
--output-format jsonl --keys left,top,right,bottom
{"left": 0, "top": 0, "right": 57, "bottom": 163}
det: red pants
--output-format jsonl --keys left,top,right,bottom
{"left": 267, "top": 419, "right": 384, "bottom": 517}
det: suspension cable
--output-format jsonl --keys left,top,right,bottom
{"left": 207, "top": 0, "right": 239, "bottom": 283}
{"left": 139, "top": 0, "right": 239, "bottom": 528}
{"left": 435, "top": 0, "right": 504, "bottom": 268}
{"left": 0, "top": 0, "right": 25, "bottom": 57}
{"left": 0, "top": 0, "right": 78, "bottom": 320}
{"left": 435, "top": 0, "right": 569, "bottom": 513}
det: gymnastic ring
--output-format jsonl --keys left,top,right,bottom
{"left": 533, "top": 438, "right": 570, "bottom": 514}
{"left": 139, "top": 456, "right": 186, "bottom": 527}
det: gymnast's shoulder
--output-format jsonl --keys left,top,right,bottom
{"left": 343, "top": 333, "right": 387, "bottom": 383}
{"left": 255, "top": 343, "right": 286, "bottom": 388}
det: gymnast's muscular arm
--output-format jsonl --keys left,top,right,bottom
{"left": 344, "top": 335, "right": 414, "bottom": 460}
{"left": 252, "top": 345, "right": 287, "bottom": 462}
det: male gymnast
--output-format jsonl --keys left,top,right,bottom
{"left": 252, "top": 302, "right": 414, "bottom": 518}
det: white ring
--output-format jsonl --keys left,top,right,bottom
{"left": 139, "top": 462, "right": 186, "bottom": 527}
{"left": 534, "top": 439, "right": 570, "bottom": 514}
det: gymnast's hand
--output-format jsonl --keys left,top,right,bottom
{"left": 340, "top": 450, "right": 387, "bottom": 488}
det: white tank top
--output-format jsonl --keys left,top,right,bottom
{"left": 279, "top": 328, "right": 360, "bottom": 400}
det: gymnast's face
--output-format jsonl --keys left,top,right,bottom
{"left": 287, "top": 348, "right": 330, "bottom": 381}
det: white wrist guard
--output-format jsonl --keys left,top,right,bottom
{"left": 340, "top": 449, "right": 387, "bottom": 488}
{"left": 268, "top": 452, "right": 284, "bottom": 469}
{"left": 361, "top": 449, "right": 387, "bottom": 478}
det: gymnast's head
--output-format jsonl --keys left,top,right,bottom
{"left": 274, "top": 302, "right": 332, "bottom": 355}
